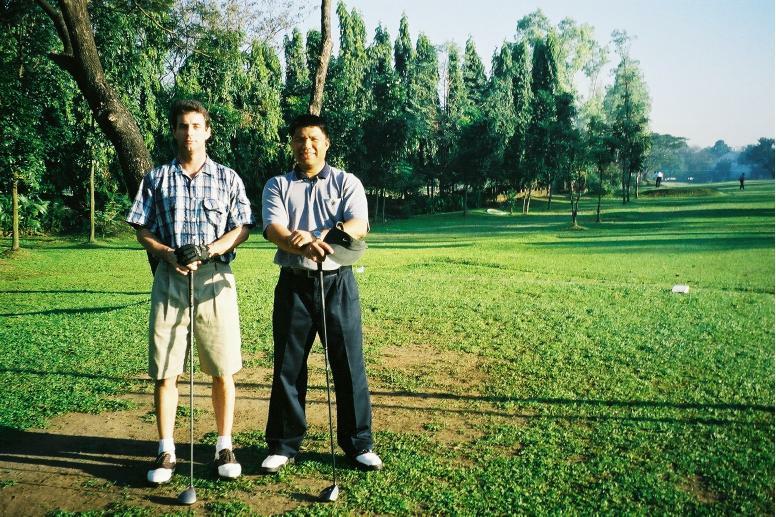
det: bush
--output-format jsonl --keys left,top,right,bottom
{"left": 94, "top": 192, "right": 133, "bottom": 237}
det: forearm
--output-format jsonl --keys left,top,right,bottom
{"left": 337, "top": 218, "right": 368, "bottom": 240}
{"left": 208, "top": 225, "right": 250, "bottom": 258}
{"left": 265, "top": 223, "right": 306, "bottom": 255}
{"left": 136, "top": 228, "right": 174, "bottom": 259}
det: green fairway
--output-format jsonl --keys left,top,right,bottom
{"left": 0, "top": 180, "right": 773, "bottom": 514}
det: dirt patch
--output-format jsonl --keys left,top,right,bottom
{"left": 678, "top": 474, "right": 721, "bottom": 504}
{"left": 0, "top": 346, "right": 516, "bottom": 515}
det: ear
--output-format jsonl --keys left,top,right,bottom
{"left": 205, "top": 125, "right": 212, "bottom": 141}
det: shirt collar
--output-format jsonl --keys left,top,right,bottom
{"left": 172, "top": 156, "right": 214, "bottom": 177}
{"left": 294, "top": 162, "right": 331, "bottom": 181}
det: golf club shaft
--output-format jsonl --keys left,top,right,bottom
{"left": 188, "top": 270, "right": 194, "bottom": 486}
{"left": 318, "top": 265, "right": 337, "bottom": 487}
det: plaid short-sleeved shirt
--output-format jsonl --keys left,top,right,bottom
{"left": 126, "top": 157, "right": 254, "bottom": 263}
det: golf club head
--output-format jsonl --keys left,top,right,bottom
{"left": 319, "top": 484, "right": 339, "bottom": 502}
{"left": 178, "top": 486, "right": 197, "bottom": 505}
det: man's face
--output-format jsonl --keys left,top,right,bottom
{"left": 173, "top": 111, "right": 211, "bottom": 155}
{"left": 292, "top": 125, "right": 330, "bottom": 173}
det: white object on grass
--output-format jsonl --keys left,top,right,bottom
{"left": 671, "top": 284, "right": 690, "bottom": 294}
{"left": 356, "top": 266, "right": 365, "bottom": 273}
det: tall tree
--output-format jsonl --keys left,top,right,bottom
{"left": 462, "top": 37, "right": 487, "bottom": 108}
{"left": 282, "top": 28, "right": 310, "bottom": 124}
{"left": 405, "top": 33, "right": 440, "bottom": 202}
{"left": 526, "top": 33, "right": 561, "bottom": 209}
{"left": 586, "top": 112, "right": 616, "bottom": 222}
{"left": 439, "top": 44, "right": 468, "bottom": 214}
{"left": 33, "top": 0, "right": 153, "bottom": 195}
{"left": 394, "top": 13, "right": 413, "bottom": 83}
{"left": 308, "top": 0, "right": 331, "bottom": 116}
{"left": 362, "top": 23, "right": 401, "bottom": 221}
{"left": 324, "top": 2, "right": 368, "bottom": 171}
{"left": 605, "top": 31, "right": 651, "bottom": 203}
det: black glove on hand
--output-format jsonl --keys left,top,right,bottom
{"left": 175, "top": 244, "right": 211, "bottom": 266}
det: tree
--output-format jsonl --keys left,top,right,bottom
{"left": 525, "top": 33, "right": 561, "bottom": 209}
{"left": 394, "top": 13, "right": 413, "bottom": 83}
{"left": 605, "top": 30, "right": 651, "bottom": 203}
{"left": 739, "top": 138, "right": 774, "bottom": 179}
{"left": 553, "top": 92, "right": 584, "bottom": 226}
{"left": 282, "top": 28, "right": 311, "bottom": 124}
{"left": 462, "top": 37, "right": 487, "bottom": 108}
{"left": 645, "top": 133, "right": 688, "bottom": 180}
{"left": 308, "top": 0, "right": 332, "bottom": 115}
{"left": 362, "top": 23, "right": 401, "bottom": 221}
{"left": 586, "top": 112, "right": 616, "bottom": 222}
{"left": 34, "top": 0, "right": 153, "bottom": 195}
{"left": 405, "top": 33, "right": 440, "bottom": 204}
{"left": 504, "top": 40, "right": 532, "bottom": 198}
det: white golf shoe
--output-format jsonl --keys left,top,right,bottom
{"left": 260, "top": 454, "right": 294, "bottom": 474}
{"left": 352, "top": 450, "right": 383, "bottom": 471}
{"left": 147, "top": 452, "right": 176, "bottom": 484}
{"left": 214, "top": 448, "right": 242, "bottom": 479}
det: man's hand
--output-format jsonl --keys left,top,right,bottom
{"left": 175, "top": 244, "right": 211, "bottom": 270}
{"left": 287, "top": 229, "right": 314, "bottom": 249}
{"left": 303, "top": 239, "right": 334, "bottom": 263}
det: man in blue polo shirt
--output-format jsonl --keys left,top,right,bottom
{"left": 127, "top": 99, "right": 254, "bottom": 484}
{"left": 260, "top": 114, "right": 382, "bottom": 473}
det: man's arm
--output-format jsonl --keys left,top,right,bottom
{"left": 208, "top": 225, "right": 250, "bottom": 259}
{"left": 135, "top": 228, "right": 189, "bottom": 275}
{"left": 265, "top": 223, "right": 333, "bottom": 263}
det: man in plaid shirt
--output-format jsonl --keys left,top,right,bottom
{"left": 127, "top": 99, "right": 254, "bottom": 484}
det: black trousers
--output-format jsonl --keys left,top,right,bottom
{"left": 265, "top": 266, "right": 373, "bottom": 457}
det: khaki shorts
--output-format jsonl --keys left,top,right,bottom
{"left": 148, "top": 260, "right": 243, "bottom": 380}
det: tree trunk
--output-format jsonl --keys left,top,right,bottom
{"left": 524, "top": 186, "right": 533, "bottom": 214}
{"left": 463, "top": 186, "right": 468, "bottom": 217}
{"left": 547, "top": 182, "right": 553, "bottom": 209}
{"left": 89, "top": 152, "right": 96, "bottom": 243}
{"left": 372, "top": 188, "right": 379, "bottom": 223}
{"left": 308, "top": 0, "right": 332, "bottom": 115}
{"left": 11, "top": 172, "right": 20, "bottom": 252}
{"left": 626, "top": 171, "right": 632, "bottom": 202}
{"left": 621, "top": 169, "right": 627, "bottom": 204}
{"left": 35, "top": 0, "right": 151, "bottom": 196}
{"left": 381, "top": 188, "right": 386, "bottom": 223}
{"left": 596, "top": 192, "right": 602, "bottom": 223}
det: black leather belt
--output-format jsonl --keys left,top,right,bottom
{"left": 281, "top": 266, "right": 350, "bottom": 278}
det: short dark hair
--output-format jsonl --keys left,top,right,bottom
{"left": 290, "top": 114, "right": 329, "bottom": 140}
{"left": 169, "top": 99, "right": 211, "bottom": 130}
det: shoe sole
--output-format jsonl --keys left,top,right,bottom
{"left": 259, "top": 456, "right": 295, "bottom": 474}
{"left": 147, "top": 467, "right": 176, "bottom": 486}
{"left": 215, "top": 468, "right": 242, "bottom": 480}
{"left": 351, "top": 460, "right": 383, "bottom": 472}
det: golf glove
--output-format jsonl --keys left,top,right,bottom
{"left": 175, "top": 243, "right": 211, "bottom": 266}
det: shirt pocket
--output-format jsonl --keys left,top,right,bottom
{"left": 203, "top": 198, "right": 225, "bottom": 227}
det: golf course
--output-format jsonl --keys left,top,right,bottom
{"left": 0, "top": 180, "right": 773, "bottom": 515}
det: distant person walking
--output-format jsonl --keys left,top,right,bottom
{"left": 655, "top": 171, "right": 664, "bottom": 188}
{"left": 739, "top": 173, "right": 745, "bottom": 190}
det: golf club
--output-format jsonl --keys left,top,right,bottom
{"left": 178, "top": 270, "right": 197, "bottom": 506}
{"left": 317, "top": 263, "right": 340, "bottom": 503}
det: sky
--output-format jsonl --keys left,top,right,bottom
{"left": 290, "top": 0, "right": 775, "bottom": 150}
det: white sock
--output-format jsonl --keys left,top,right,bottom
{"left": 158, "top": 438, "right": 175, "bottom": 462}
{"left": 216, "top": 435, "right": 232, "bottom": 455}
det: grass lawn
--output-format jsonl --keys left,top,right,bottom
{"left": 0, "top": 180, "right": 773, "bottom": 514}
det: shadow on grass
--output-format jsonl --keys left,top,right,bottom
{"left": 2, "top": 367, "right": 771, "bottom": 417}
{"left": 531, "top": 234, "right": 774, "bottom": 252}
{"left": 0, "top": 289, "right": 149, "bottom": 295}
{"left": 0, "top": 299, "right": 148, "bottom": 317}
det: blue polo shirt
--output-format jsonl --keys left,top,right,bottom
{"left": 262, "top": 163, "right": 369, "bottom": 270}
